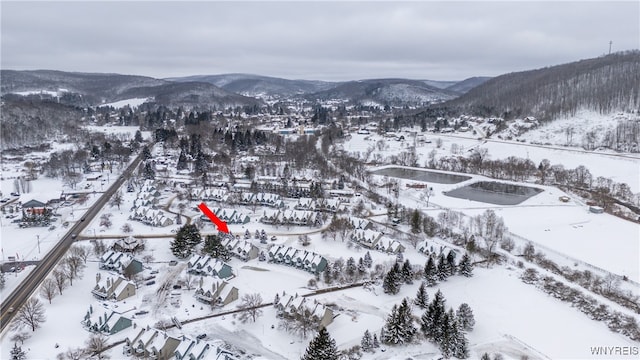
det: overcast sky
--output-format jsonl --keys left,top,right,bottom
{"left": 2, "top": 1, "right": 638, "bottom": 81}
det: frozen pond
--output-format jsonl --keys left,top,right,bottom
{"left": 370, "top": 167, "right": 472, "bottom": 184}
{"left": 445, "top": 181, "right": 544, "bottom": 205}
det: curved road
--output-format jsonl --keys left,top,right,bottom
{"left": 0, "top": 150, "right": 146, "bottom": 333}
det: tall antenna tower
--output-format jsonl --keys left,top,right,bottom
{"left": 609, "top": 40, "right": 613, "bottom": 55}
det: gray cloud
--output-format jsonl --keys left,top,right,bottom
{"left": 2, "top": 1, "right": 638, "bottom": 81}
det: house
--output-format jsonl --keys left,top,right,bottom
{"left": 92, "top": 273, "right": 136, "bottom": 301}
{"left": 130, "top": 205, "right": 174, "bottom": 227}
{"left": 194, "top": 277, "right": 239, "bottom": 307}
{"left": 201, "top": 188, "right": 229, "bottom": 203}
{"left": 268, "top": 245, "right": 328, "bottom": 274}
{"left": 260, "top": 209, "right": 281, "bottom": 225}
{"left": 350, "top": 229, "right": 383, "bottom": 249}
{"left": 376, "top": 238, "right": 405, "bottom": 253}
{"left": 187, "top": 255, "right": 233, "bottom": 279}
{"left": 349, "top": 217, "right": 373, "bottom": 230}
{"left": 174, "top": 337, "right": 211, "bottom": 360}
{"left": 417, "top": 240, "right": 457, "bottom": 259}
{"left": 99, "top": 251, "right": 143, "bottom": 275}
{"left": 220, "top": 236, "right": 259, "bottom": 261}
{"left": 113, "top": 235, "right": 144, "bottom": 253}
{"left": 275, "top": 292, "right": 335, "bottom": 328}
{"left": 82, "top": 306, "right": 132, "bottom": 335}
{"left": 317, "top": 198, "right": 342, "bottom": 213}
{"left": 21, "top": 199, "right": 49, "bottom": 215}
{"left": 294, "top": 197, "right": 315, "bottom": 211}
{"left": 124, "top": 327, "right": 181, "bottom": 360}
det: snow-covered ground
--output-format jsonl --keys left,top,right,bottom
{"left": 2, "top": 132, "right": 639, "bottom": 359}
{"left": 98, "top": 98, "right": 151, "bottom": 109}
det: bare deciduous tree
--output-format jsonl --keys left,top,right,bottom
{"left": 85, "top": 333, "right": 110, "bottom": 359}
{"left": 40, "top": 279, "right": 58, "bottom": 304}
{"left": 52, "top": 268, "right": 67, "bottom": 295}
{"left": 90, "top": 239, "right": 107, "bottom": 257}
{"left": 11, "top": 298, "right": 46, "bottom": 332}
{"left": 63, "top": 253, "right": 86, "bottom": 286}
{"left": 236, "top": 293, "right": 264, "bottom": 323}
{"left": 70, "top": 245, "right": 90, "bottom": 264}
{"left": 10, "top": 332, "right": 31, "bottom": 345}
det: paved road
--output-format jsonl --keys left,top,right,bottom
{"left": 0, "top": 149, "right": 147, "bottom": 333}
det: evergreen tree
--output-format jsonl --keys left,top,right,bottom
{"left": 397, "top": 298, "right": 417, "bottom": 342}
{"left": 439, "top": 310, "right": 454, "bottom": 358}
{"left": 10, "top": 343, "right": 26, "bottom": 360}
{"left": 458, "top": 254, "right": 473, "bottom": 277}
{"left": 345, "top": 257, "right": 357, "bottom": 280}
{"left": 203, "top": 234, "right": 231, "bottom": 261}
{"left": 142, "top": 161, "right": 155, "bottom": 180}
{"left": 141, "top": 145, "right": 151, "bottom": 160}
{"left": 480, "top": 353, "right": 491, "bottom": 360}
{"left": 401, "top": 259, "right": 414, "bottom": 284}
{"left": 424, "top": 255, "right": 438, "bottom": 286}
{"left": 176, "top": 151, "right": 188, "bottom": 170}
{"left": 357, "top": 257, "right": 366, "bottom": 276}
{"left": 372, "top": 333, "right": 380, "bottom": 348}
{"left": 411, "top": 209, "right": 422, "bottom": 233}
{"left": 452, "top": 316, "right": 470, "bottom": 359}
{"left": 0, "top": 270, "right": 5, "bottom": 290}
{"left": 170, "top": 224, "right": 201, "bottom": 259}
{"left": 383, "top": 299, "right": 416, "bottom": 345}
{"left": 363, "top": 251, "right": 373, "bottom": 268}
{"left": 446, "top": 251, "right": 457, "bottom": 276}
{"left": 456, "top": 303, "right": 475, "bottom": 331}
{"left": 414, "top": 281, "right": 429, "bottom": 309}
{"left": 194, "top": 152, "right": 209, "bottom": 177}
{"left": 421, "top": 289, "right": 446, "bottom": 341}
{"left": 360, "top": 330, "right": 373, "bottom": 352}
{"left": 134, "top": 130, "right": 143, "bottom": 143}
{"left": 382, "top": 268, "right": 399, "bottom": 295}
{"left": 436, "top": 254, "right": 451, "bottom": 281}
{"left": 301, "top": 327, "right": 338, "bottom": 360}
{"left": 382, "top": 304, "right": 402, "bottom": 344}
{"left": 323, "top": 265, "right": 333, "bottom": 285}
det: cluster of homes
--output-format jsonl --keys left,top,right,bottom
{"left": 220, "top": 235, "right": 259, "bottom": 261}
{"left": 294, "top": 197, "right": 344, "bottom": 213}
{"left": 91, "top": 250, "right": 144, "bottom": 302}
{"left": 275, "top": 292, "right": 335, "bottom": 328}
{"left": 349, "top": 229, "right": 405, "bottom": 254}
{"left": 416, "top": 240, "right": 459, "bottom": 260}
{"left": 259, "top": 209, "right": 323, "bottom": 227}
{"left": 239, "top": 192, "right": 286, "bottom": 208}
{"left": 130, "top": 205, "right": 174, "bottom": 227}
{"left": 129, "top": 181, "right": 175, "bottom": 227}
{"left": 267, "top": 245, "right": 328, "bottom": 274}
{"left": 123, "top": 326, "right": 238, "bottom": 360}
{"left": 200, "top": 207, "right": 250, "bottom": 225}
{"left": 187, "top": 254, "right": 239, "bottom": 307}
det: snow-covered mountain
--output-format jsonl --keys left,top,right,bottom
{"left": 305, "top": 78, "right": 460, "bottom": 107}
{"left": 444, "top": 51, "right": 640, "bottom": 121}
{"left": 166, "top": 73, "right": 336, "bottom": 99}
{"left": 0, "top": 70, "right": 262, "bottom": 108}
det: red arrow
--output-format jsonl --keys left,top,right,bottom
{"left": 198, "top": 202, "right": 229, "bottom": 234}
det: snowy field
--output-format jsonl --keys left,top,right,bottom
{"left": 2, "top": 132, "right": 639, "bottom": 359}
{"left": 345, "top": 132, "right": 640, "bottom": 192}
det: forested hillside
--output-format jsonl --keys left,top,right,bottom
{"left": 0, "top": 97, "right": 84, "bottom": 150}
{"left": 445, "top": 51, "right": 640, "bottom": 120}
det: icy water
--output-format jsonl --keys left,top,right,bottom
{"left": 445, "top": 181, "right": 544, "bottom": 205}
{"left": 370, "top": 167, "right": 472, "bottom": 184}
